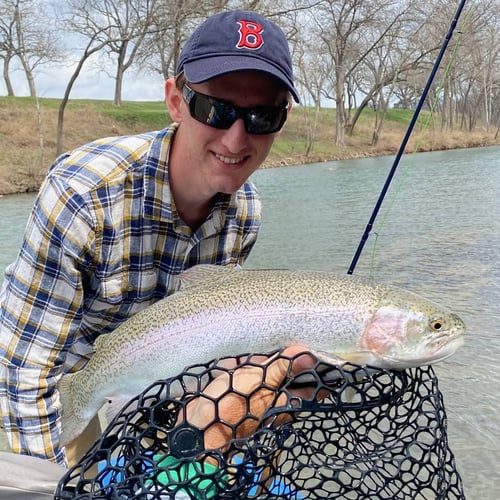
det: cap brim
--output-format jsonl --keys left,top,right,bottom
{"left": 183, "top": 55, "right": 300, "bottom": 103}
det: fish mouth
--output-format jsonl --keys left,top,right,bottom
{"left": 427, "top": 335, "right": 465, "bottom": 363}
{"left": 381, "top": 335, "right": 465, "bottom": 370}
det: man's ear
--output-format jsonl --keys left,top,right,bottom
{"left": 276, "top": 102, "right": 293, "bottom": 137}
{"left": 165, "top": 78, "right": 183, "bottom": 122}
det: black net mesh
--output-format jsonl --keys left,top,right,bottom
{"left": 54, "top": 352, "right": 465, "bottom": 499}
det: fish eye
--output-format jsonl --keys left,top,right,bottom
{"left": 430, "top": 319, "right": 445, "bottom": 331}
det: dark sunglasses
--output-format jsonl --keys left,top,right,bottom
{"left": 182, "top": 84, "right": 289, "bottom": 135}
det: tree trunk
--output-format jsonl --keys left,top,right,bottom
{"left": 14, "top": 1, "right": 36, "bottom": 97}
{"left": 113, "top": 42, "right": 128, "bottom": 106}
{"left": 18, "top": 56, "right": 37, "bottom": 97}
{"left": 57, "top": 37, "right": 107, "bottom": 154}
{"left": 2, "top": 58, "right": 15, "bottom": 96}
{"left": 57, "top": 57, "right": 88, "bottom": 154}
{"left": 335, "top": 59, "right": 346, "bottom": 147}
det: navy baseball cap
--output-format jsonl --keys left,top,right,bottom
{"left": 176, "top": 10, "right": 299, "bottom": 103}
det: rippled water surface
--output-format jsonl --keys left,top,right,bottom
{"left": 1, "top": 146, "right": 499, "bottom": 498}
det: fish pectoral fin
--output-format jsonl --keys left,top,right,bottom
{"left": 311, "top": 350, "right": 382, "bottom": 370}
{"left": 336, "top": 351, "right": 382, "bottom": 367}
{"left": 310, "top": 350, "right": 349, "bottom": 366}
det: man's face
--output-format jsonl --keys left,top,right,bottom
{"left": 169, "top": 71, "right": 289, "bottom": 197}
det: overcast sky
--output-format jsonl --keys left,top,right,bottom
{"left": 1, "top": 57, "right": 166, "bottom": 102}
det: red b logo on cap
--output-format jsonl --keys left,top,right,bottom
{"left": 236, "top": 20, "right": 264, "bottom": 50}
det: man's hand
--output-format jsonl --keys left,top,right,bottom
{"left": 184, "top": 346, "right": 317, "bottom": 450}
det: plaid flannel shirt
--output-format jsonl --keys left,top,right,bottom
{"left": 0, "top": 125, "right": 261, "bottom": 465}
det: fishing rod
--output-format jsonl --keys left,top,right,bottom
{"left": 347, "top": 0, "right": 468, "bottom": 275}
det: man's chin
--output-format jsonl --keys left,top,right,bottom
{"left": 212, "top": 174, "right": 251, "bottom": 195}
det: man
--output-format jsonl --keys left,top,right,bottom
{"left": 0, "top": 9, "right": 299, "bottom": 467}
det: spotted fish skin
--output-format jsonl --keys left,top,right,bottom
{"left": 58, "top": 265, "right": 466, "bottom": 445}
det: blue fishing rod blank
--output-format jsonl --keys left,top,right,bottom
{"left": 347, "top": 0, "right": 468, "bottom": 275}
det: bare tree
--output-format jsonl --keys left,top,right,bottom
{"left": 54, "top": 0, "right": 163, "bottom": 151}
{"left": 134, "top": 0, "right": 208, "bottom": 82}
{"left": 0, "top": 0, "right": 61, "bottom": 173}
{"left": 55, "top": 1, "right": 126, "bottom": 153}
{"left": 12, "top": 0, "right": 36, "bottom": 96}
{"left": 452, "top": 0, "right": 500, "bottom": 132}
{"left": 346, "top": 2, "right": 443, "bottom": 140}
{"left": 396, "top": 0, "right": 500, "bottom": 134}
{"left": 0, "top": 0, "right": 60, "bottom": 97}
{"left": 290, "top": 8, "right": 333, "bottom": 155}
{"left": 288, "top": 0, "right": 499, "bottom": 148}
{"left": 67, "top": 0, "right": 160, "bottom": 106}
{"left": 0, "top": 1, "right": 16, "bottom": 95}
{"left": 305, "top": 0, "right": 407, "bottom": 146}
{"left": 56, "top": 29, "right": 117, "bottom": 154}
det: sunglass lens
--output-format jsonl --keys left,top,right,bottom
{"left": 246, "top": 108, "right": 286, "bottom": 134}
{"left": 190, "top": 94, "right": 234, "bottom": 129}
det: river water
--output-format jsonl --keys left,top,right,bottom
{"left": 0, "top": 146, "right": 499, "bottom": 498}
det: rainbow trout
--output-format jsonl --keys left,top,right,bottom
{"left": 59, "top": 265, "right": 465, "bottom": 445}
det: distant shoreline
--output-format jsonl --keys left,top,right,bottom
{"left": 1, "top": 96, "right": 498, "bottom": 196}
{"left": 0, "top": 141, "right": 498, "bottom": 197}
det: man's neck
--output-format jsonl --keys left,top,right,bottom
{"left": 168, "top": 136, "right": 217, "bottom": 230}
{"left": 175, "top": 196, "right": 215, "bottom": 230}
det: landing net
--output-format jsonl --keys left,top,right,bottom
{"left": 55, "top": 352, "right": 465, "bottom": 499}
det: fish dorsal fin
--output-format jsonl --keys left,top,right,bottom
{"left": 177, "top": 264, "right": 238, "bottom": 290}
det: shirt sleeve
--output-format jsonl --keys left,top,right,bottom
{"left": 0, "top": 172, "right": 96, "bottom": 465}
{"left": 235, "top": 183, "right": 261, "bottom": 266}
{"left": 236, "top": 228, "right": 259, "bottom": 266}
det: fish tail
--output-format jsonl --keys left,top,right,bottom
{"left": 58, "top": 374, "right": 90, "bottom": 447}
